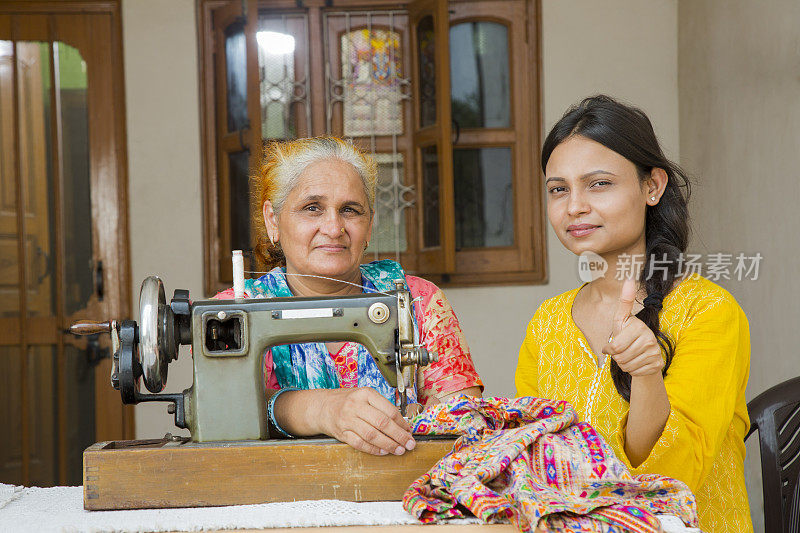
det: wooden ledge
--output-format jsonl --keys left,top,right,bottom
{"left": 83, "top": 436, "right": 456, "bottom": 510}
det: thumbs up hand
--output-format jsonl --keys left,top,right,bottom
{"left": 611, "top": 278, "right": 637, "bottom": 338}
{"left": 602, "top": 279, "right": 665, "bottom": 377}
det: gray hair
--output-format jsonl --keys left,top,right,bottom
{"left": 261, "top": 136, "right": 377, "bottom": 216}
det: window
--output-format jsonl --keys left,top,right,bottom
{"left": 198, "top": 0, "right": 544, "bottom": 293}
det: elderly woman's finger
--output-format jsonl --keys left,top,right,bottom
{"left": 359, "top": 401, "right": 414, "bottom": 451}
{"left": 338, "top": 428, "right": 386, "bottom": 456}
{"left": 364, "top": 389, "right": 412, "bottom": 433}
{"left": 404, "top": 403, "right": 423, "bottom": 418}
{"left": 347, "top": 416, "right": 410, "bottom": 455}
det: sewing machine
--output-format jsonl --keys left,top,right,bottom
{"left": 72, "top": 274, "right": 434, "bottom": 440}
{"left": 72, "top": 260, "right": 452, "bottom": 510}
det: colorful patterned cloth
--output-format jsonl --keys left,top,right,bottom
{"left": 403, "top": 396, "right": 698, "bottom": 532}
{"left": 214, "top": 260, "right": 482, "bottom": 405}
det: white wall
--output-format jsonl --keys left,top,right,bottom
{"left": 122, "top": 0, "right": 680, "bottom": 433}
{"left": 678, "top": 1, "right": 800, "bottom": 530}
{"left": 122, "top": 0, "right": 204, "bottom": 438}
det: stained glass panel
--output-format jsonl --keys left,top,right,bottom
{"left": 258, "top": 27, "right": 295, "bottom": 139}
{"left": 341, "top": 29, "right": 403, "bottom": 137}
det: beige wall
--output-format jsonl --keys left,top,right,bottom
{"left": 122, "top": 0, "right": 680, "bottom": 435}
{"left": 678, "top": 1, "right": 800, "bottom": 530}
{"left": 122, "top": 0, "right": 204, "bottom": 438}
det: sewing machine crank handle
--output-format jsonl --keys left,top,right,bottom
{"left": 68, "top": 319, "right": 123, "bottom": 386}
{"left": 69, "top": 320, "right": 113, "bottom": 336}
{"left": 69, "top": 316, "right": 189, "bottom": 430}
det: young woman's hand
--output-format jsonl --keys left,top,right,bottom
{"left": 602, "top": 279, "right": 665, "bottom": 377}
{"left": 318, "top": 387, "right": 416, "bottom": 456}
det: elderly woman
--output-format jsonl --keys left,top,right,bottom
{"left": 217, "top": 136, "right": 482, "bottom": 456}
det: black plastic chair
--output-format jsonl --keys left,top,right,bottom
{"left": 791, "top": 467, "right": 800, "bottom": 533}
{"left": 746, "top": 376, "right": 800, "bottom": 533}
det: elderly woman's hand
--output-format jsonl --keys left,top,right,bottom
{"left": 318, "top": 387, "right": 416, "bottom": 456}
{"left": 404, "top": 403, "right": 423, "bottom": 418}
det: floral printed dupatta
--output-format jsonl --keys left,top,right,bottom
{"left": 404, "top": 396, "right": 698, "bottom": 532}
{"left": 242, "top": 260, "right": 418, "bottom": 404}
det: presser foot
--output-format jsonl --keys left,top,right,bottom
{"left": 398, "top": 390, "right": 408, "bottom": 417}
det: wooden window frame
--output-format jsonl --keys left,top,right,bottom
{"left": 197, "top": 0, "right": 545, "bottom": 295}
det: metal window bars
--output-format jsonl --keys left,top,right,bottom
{"left": 323, "top": 10, "right": 415, "bottom": 261}
{"left": 256, "top": 13, "right": 311, "bottom": 140}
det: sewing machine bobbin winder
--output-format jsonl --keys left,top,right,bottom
{"left": 72, "top": 257, "right": 455, "bottom": 510}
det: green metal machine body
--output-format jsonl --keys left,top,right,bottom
{"left": 187, "top": 292, "right": 407, "bottom": 441}
{"left": 71, "top": 276, "right": 434, "bottom": 443}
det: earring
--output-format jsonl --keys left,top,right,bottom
{"left": 340, "top": 227, "right": 346, "bottom": 234}
{"left": 651, "top": 196, "right": 656, "bottom": 201}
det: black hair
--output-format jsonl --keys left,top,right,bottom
{"left": 541, "top": 95, "right": 691, "bottom": 402}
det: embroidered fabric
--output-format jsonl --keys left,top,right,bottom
{"left": 404, "top": 395, "right": 699, "bottom": 533}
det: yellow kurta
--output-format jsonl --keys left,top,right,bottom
{"left": 515, "top": 274, "right": 752, "bottom": 533}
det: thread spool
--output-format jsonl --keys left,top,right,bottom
{"left": 232, "top": 250, "right": 245, "bottom": 299}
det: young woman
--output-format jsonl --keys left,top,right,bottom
{"left": 515, "top": 95, "right": 752, "bottom": 532}
{"left": 216, "top": 136, "right": 482, "bottom": 456}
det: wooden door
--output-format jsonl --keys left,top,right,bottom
{"left": 0, "top": 2, "right": 131, "bottom": 487}
{"left": 211, "top": 0, "right": 262, "bottom": 282}
{"left": 408, "top": 0, "right": 455, "bottom": 274}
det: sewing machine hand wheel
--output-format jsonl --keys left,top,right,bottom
{"left": 139, "top": 276, "right": 179, "bottom": 393}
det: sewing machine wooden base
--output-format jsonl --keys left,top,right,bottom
{"left": 83, "top": 436, "right": 457, "bottom": 510}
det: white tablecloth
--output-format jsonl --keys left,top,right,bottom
{"left": 0, "top": 483, "right": 700, "bottom": 532}
{"left": 0, "top": 483, "right": 460, "bottom": 532}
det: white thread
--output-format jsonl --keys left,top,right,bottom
{"left": 245, "top": 270, "right": 391, "bottom": 295}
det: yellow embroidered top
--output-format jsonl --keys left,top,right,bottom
{"left": 515, "top": 274, "right": 752, "bottom": 533}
